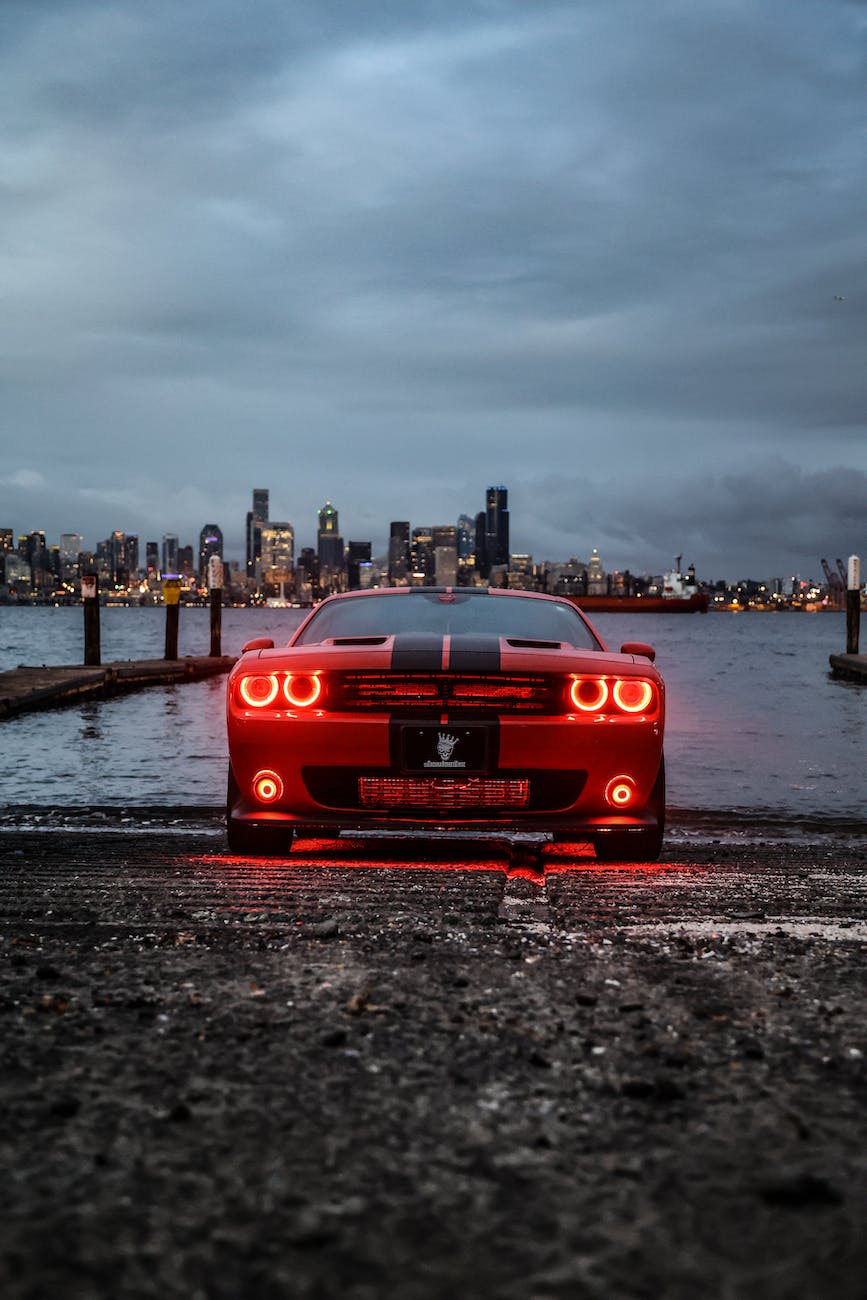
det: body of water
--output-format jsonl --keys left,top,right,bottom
{"left": 0, "top": 605, "right": 863, "bottom": 819}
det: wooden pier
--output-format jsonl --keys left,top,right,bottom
{"left": 0, "top": 656, "right": 236, "bottom": 720}
{"left": 829, "top": 652, "right": 867, "bottom": 683}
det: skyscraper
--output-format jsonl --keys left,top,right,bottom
{"left": 198, "top": 524, "right": 224, "bottom": 582}
{"left": 485, "top": 486, "right": 509, "bottom": 570}
{"left": 59, "top": 533, "right": 83, "bottom": 584}
{"left": 347, "top": 540, "right": 372, "bottom": 589}
{"left": 388, "top": 521, "right": 410, "bottom": 586}
{"left": 246, "top": 488, "right": 269, "bottom": 583}
{"left": 411, "top": 526, "right": 434, "bottom": 584}
{"left": 260, "top": 522, "right": 295, "bottom": 587}
{"left": 162, "top": 533, "right": 179, "bottom": 577}
{"left": 432, "top": 525, "right": 458, "bottom": 586}
{"left": 317, "top": 501, "right": 344, "bottom": 571}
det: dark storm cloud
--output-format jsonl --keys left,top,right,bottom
{"left": 0, "top": 0, "right": 864, "bottom": 578}
{"left": 520, "top": 463, "right": 867, "bottom": 579}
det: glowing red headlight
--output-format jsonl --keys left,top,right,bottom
{"left": 239, "top": 674, "right": 279, "bottom": 708}
{"left": 612, "top": 679, "right": 654, "bottom": 713}
{"left": 605, "top": 776, "right": 636, "bottom": 808}
{"left": 570, "top": 677, "right": 609, "bottom": 711}
{"left": 283, "top": 673, "right": 322, "bottom": 708}
{"left": 253, "top": 770, "right": 283, "bottom": 803}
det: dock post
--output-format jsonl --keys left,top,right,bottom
{"left": 208, "top": 556, "right": 224, "bottom": 657}
{"left": 163, "top": 577, "right": 182, "bottom": 660}
{"left": 846, "top": 555, "right": 860, "bottom": 654}
{"left": 81, "top": 572, "right": 101, "bottom": 666}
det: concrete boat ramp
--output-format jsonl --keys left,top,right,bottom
{"left": 0, "top": 656, "right": 236, "bottom": 720}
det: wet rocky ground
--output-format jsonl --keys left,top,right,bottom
{"left": 0, "top": 815, "right": 865, "bottom": 1299}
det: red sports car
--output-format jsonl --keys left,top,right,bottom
{"left": 226, "top": 587, "right": 665, "bottom": 860}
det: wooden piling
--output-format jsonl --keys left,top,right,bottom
{"left": 81, "top": 572, "right": 101, "bottom": 666}
{"left": 846, "top": 555, "right": 860, "bottom": 655}
{"left": 208, "top": 556, "right": 223, "bottom": 657}
{"left": 163, "top": 577, "right": 182, "bottom": 660}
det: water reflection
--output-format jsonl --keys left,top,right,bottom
{"left": 79, "top": 702, "right": 103, "bottom": 741}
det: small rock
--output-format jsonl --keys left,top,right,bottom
{"left": 310, "top": 919, "right": 339, "bottom": 939}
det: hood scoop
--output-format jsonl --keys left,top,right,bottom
{"left": 328, "top": 636, "right": 389, "bottom": 646}
{"left": 506, "top": 638, "right": 563, "bottom": 650}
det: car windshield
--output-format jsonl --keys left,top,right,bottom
{"left": 293, "top": 591, "right": 601, "bottom": 649}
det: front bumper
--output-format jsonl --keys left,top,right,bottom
{"left": 227, "top": 711, "right": 664, "bottom": 835}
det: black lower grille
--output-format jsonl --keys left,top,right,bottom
{"left": 302, "top": 767, "right": 586, "bottom": 812}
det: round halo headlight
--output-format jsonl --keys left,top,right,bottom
{"left": 570, "top": 676, "right": 609, "bottom": 712}
{"left": 239, "top": 674, "right": 279, "bottom": 708}
{"left": 613, "top": 679, "right": 654, "bottom": 713}
{"left": 283, "top": 673, "right": 322, "bottom": 708}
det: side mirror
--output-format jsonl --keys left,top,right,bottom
{"left": 621, "top": 641, "right": 656, "bottom": 662}
{"left": 242, "top": 637, "right": 275, "bottom": 653}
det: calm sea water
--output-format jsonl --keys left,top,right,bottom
{"left": 0, "top": 605, "right": 863, "bottom": 819}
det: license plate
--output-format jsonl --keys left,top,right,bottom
{"left": 401, "top": 725, "right": 490, "bottom": 773}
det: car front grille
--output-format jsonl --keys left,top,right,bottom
{"left": 358, "top": 776, "right": 530, "bottom": 810}
{"left": 335, "top": 673, "right": 556, "bottom": 713}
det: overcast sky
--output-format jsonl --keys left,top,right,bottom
{"left": 1, "top": 0, "right": 864, "bottom": 580}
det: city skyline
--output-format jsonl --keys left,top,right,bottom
{"left": 0, "top": 480, "right": 847, "bottom": 589}
{"left": 1, "top": 2, "right": 864, "bottom": 580}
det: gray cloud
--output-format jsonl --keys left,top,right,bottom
{"left": 1, "top": 0, "right": 864, "bottom": 580}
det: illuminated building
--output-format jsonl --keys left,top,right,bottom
{"left": 4, "top": 553, "right": 30, "bottom": 594}
{"left": 261, "top": 521, "right": 295, "bottom": 588}
{"left": 587, "top": 547, "right": 607, "bottom": 595}
{"left": 433, "top": 524, "right": 458, "bottom": 586}
{"left": 162, "top": 533, "right": 179, "bottom": 577}
{"left": 0, "top": 528, "right": 12, "bottom": 583}
{"left": 456, "top": 514, "right": 474, "bottom": 567}
{"left": 411, "top": 526, "right": 434, "bottom": 584}
{"left": 388, "top": 521, "right": 410, "bottom": 585}
{"left": 145, "top": 542, "right": 159, "bottom": 579}
{"left": 474, "top": 511, "right": 487, "bottom": 577}
{"left": 485, "top": 486, "right": 509, "bottom": 571}
{"left": 317, "top": 501, "right": 344, "bottom": 573}
{"left": 246, "top": 489, "right": 269, "bottom": 583}
{"left": 347, "top": 540, "right": 372, "bottom": 589}
{"left": 59, "top": 533, "right": 84, "bottom": 584}
{"left": 198, "top": 524, "right": 224, "bottom": 582}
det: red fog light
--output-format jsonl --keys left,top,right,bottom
{"left": 239, "top": 674, "right": 279, "bottom": 708}
{"left": 570, "top": 676, "right": 609, "bottom": 711}
{"left": 283, "top": 673, "right": 322, "bottom": 708}
{"left": 253, "top": 770, "right": 283, "bottom": 803}
{"left": 605, "top": 776, "right": 636, "bottom": 808}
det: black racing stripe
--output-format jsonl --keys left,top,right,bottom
{"left": 390, "top": 633, "right": 444, "bottom": 671}
{"left": 447, "top": 634, "right": 502, "bottom": 672}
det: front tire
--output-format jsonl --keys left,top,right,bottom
{"left": 595, "top": 757, "right": 665, "bottom": 864}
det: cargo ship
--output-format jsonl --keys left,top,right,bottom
{"left": 567, "top": 564, "right": 709, "bottom": 614}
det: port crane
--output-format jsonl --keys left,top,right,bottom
{"left": 821, "top": 558, "right": 846, "bottom": 606}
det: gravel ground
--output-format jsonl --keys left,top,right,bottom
{"left": 1, "top": 819, "right": 865, "bottom": 1300}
